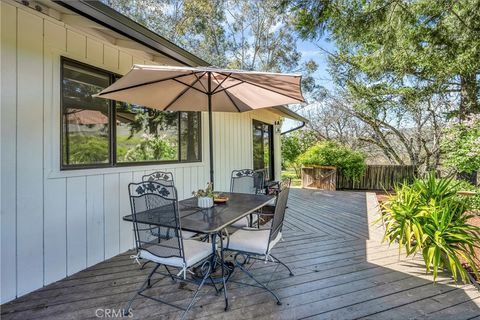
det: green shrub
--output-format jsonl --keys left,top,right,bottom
{"left": 65, "top": 134, "right": 109, "bottom": 164}
{"left": 281, "top": 130, "right": 317, "bottom": 177}
{"left": 381, "top": 172, "right": 480, "bottom": 283}
{"left": 298, "top": 141, "right": 366, "bottom": 181}
{"left": 124, "top": 134, "right": 176, "bottom": 161}
{"left": 454, "top": 180, "right": 480, "bottom": 212}
{"left": 441, "top": 114, "right": 480, "bottom": 174}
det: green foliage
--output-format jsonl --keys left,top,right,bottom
{"left": 382, "top": 173, "right": 480, "bottom": 283}
{"left": 298, "top": 140, "right": 366, "bottom": 180}
{"left": 454, "top": 180, "right": 480, "bottom": 212}
{"left": 281, "top": 130, "right": 317, "bottom": 177}
{"left": 192, "top": 182, "right": 214, "bottom": 198}
{"left": 103, "top": 0, "right": 318, "bottom": 92}
{"left": 281, "top": 170, "right": 301, "bottom": 187}
{"left": 441, "top": 115, "right": 480, "bottom": 174}
{"left": 124, "top": 134, "right": 176, "bottom": 162}
{"left": 64, "top": 135, "right": 109, "bottom": 164}
{"left": 285, "top": 0, "right": 480, "bottom": 121}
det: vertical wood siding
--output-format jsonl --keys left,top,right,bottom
{"left": 1, "top": 2, "right": 18, "bottom": 303}
{"left": 0, "top": 2, "right": 282, "bottom": 303}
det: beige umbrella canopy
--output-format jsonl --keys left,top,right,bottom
{"left": 95, "top": 65, "right": 305, "bottom": 183}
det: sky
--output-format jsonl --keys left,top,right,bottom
{"left": 282, "top": 36, "right": 337, "bottom": 131}
{"left": 297, "top": 37, "right": 337, "bottom": 92}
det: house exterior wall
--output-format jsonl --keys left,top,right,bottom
{"left": 0, "top": 1, "right": 282, "bottom": 303}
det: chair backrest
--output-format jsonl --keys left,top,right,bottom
{"left": 268, "top": 178, "right": 291, "bottom": 245}
{"left": 142, "top": 171, "right": 175, "bottom": 186}
{"left": 128, "top": 181, "right": 185, "bottom": 263}
{"left": 230, "top": 169, "right": 264, "bottom": 194}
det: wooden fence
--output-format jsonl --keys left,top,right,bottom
{"left": 301, "top": 166, "right": 337, "bottom": 190}
{"left": 336, "top": 165, "right": 416, "bottom": 190}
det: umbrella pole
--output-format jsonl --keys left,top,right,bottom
{"left": 207, "top": 72, "right": 214, "bottom": 186}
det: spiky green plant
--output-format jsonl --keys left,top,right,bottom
{"left": 421, "top": 200, "right": 479, "bottom": 283}
{"left": 381, "top": 183, "right": 426, "bottom": 255}
{"left": 381, "top": 172, "right": 480, "bottom": 283}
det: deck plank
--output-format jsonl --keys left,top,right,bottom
{"left": 1, "top": 188, "right": 478, "bottom": 319}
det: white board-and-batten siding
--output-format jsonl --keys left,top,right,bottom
{"left": 0, "top": 1, "right": 282, "bottom": 303}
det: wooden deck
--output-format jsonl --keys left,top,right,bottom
{"left": 2, "top": 189, "right": 479, "bottom": 319}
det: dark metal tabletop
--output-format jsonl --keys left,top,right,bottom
{"left": 122, "top": 192, "right": 274, "bottom": 234}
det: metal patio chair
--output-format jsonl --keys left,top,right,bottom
{"left": 125, "top": 181, "right": 215, "bottom": 319}
{"left": 230, "top": 169, "right": 265, "bottom": 194}
{"left": 224, "top": 178, "right": 293, "bottom": 305}
{"left": 142, "top": 171, "right": 175, "bottom": 185}
{"left": 142, "top": 171, "right": 197, "bottom": 239}
{"left": 229, "top": 169, "right": 265, "bottom": 228}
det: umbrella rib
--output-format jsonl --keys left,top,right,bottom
{"left": 97, "top": 73, "right": 197, "bottom": 96}
{"left": 216, "top": 72, "right": 304, "bottom": 102}
{"left": 224, "top": 90, "right": 242, "bottom": 112}
{"left": 164, "top": 72, "right": 207, "bottom": 111}
{"left": 172, "top": 78, "right": 207, "bottom": 95}
{"left": 194, "top": 72, "right": 208, "bottom": 92}
{"left": 211, "top": 73, "right": 231, "bottom": 93}
{"left": 212, "top": 81, "right": 245, "bottom": 95}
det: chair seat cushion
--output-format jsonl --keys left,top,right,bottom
{"left": 231, "top": 215, "right": 258, "bottom": 228}
{"left": 226, "top": 229, "right": 281, "bottom": 255}
{"left": 181, "top": 230, "right": 197, "bottom": 239}
{"left": 140, "top": 239, "right": 212, "bottom": 268}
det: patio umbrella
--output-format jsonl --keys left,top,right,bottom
{"left": 95, "top": 65, "right": 304, "bottom": 184}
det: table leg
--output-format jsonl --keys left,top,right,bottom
{"left": 219, "top": 233, "right": 229, "bottom": 311}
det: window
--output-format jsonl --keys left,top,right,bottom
{"left": 61, "top": 58, "right": 201, "bottom": 169}
{"left": 252, "top": 120, "right": 274, "bottom": 181}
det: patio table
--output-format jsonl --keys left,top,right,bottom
{"left": 123, "top": 192, "right": 274, "bottom": 311}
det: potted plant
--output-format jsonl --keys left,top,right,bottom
{"left": 192, "top": 182, "right": 214, "bottom": 208}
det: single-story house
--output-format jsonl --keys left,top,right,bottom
{"left": 0, "top": 0, "right": 307, "bottom": 303}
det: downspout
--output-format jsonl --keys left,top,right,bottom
{"left": 281, "top": 121, "right": 306, "bottom": 135}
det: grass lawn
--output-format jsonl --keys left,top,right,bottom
{"left": 281, "top": 169, "right": 301, "bottom": 187}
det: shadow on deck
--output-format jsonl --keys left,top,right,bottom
{"left": 1, "top": 189, "right": 479, "bottom": 319}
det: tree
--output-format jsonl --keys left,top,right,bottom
{"left": 296, "top": 86, "right": 451, "bottom": 171}
{"left": 281, "top": 130, "right": 317, "bottom": 176}
{"left": 103, "top": 0, "right": 228, "bottom": 67}
{"left": 103, "top": 0, "right": 318, "bottom": 92}
{"left": 284, "top": 0, "right": 480, "bottom": 119}
{"left": 441, "top": 114, "right": 480, "bottom": 177}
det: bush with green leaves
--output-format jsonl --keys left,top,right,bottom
{"left": 381, "top": 173, "right": 480, "bottom": 283}
{"left": 281, "top": 130, "right": 317, "bottom": 177}
{"left": 441, "top": 114, "right": 480, "bottom": 174}
{"left": 64, "top": 134, "right": 109, "bottom": 164}
{"left": 454, "top": 180, "right": 480, "bottom": 212}
{"left": 298, "top": 140, "right": 366, "bottom": 181}
{"left": 124, "top": 134, "right": 176, "bottom": 162}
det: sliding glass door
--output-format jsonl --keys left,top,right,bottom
{"left": 252, "top": 120, "right": 274, "bottom": 181}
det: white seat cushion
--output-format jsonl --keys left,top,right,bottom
{"left": 227, "top": 229, "right": 281, "bottom": 255}
{"left": 181, "top": 230, "right": 197, "bottom": 239}
{"left": 140, "top": 239, "right": 212, "bottom": 268}
{"left": 231, "top": 215, "right": 258, "bottom": 228}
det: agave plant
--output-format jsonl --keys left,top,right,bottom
{"left": 381, "top": 172, "right": 480, "bottom": 283}
{"left": 421, "top": 200, "right": 480, "bottom": 283}
{"left": 412, "top": 172, "right": 459, "bottom": 205}
{"left": 381, "top": 183, "right": 426, "bottom": 255}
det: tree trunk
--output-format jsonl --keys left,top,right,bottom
{"left": 459, "top": 73, "right": 479, "bottom": 120}
{"left": 186, "top": 112, "right": 196, "bottom": 161}
{"left": 458, "top": 73, "right": 478, "bottom": 182}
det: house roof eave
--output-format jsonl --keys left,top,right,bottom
{"left": 53, "top": 0, "right": 210, "bottom": 67}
